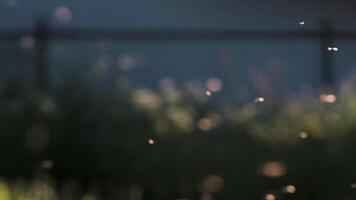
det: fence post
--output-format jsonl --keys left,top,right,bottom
{"left": 34, "top": 18, "right": 49, "bottom": 90}
{"left": 320, "top": 20, "right": 334, "bottom": 93}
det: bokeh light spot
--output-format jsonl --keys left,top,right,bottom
{"left": 201, "top": 193, "right": 213, "bottom": 200}
{"left": 20, "top": 35, "right": 34, "bottom": 49}
{"left": 264, "top": 193, "right": 276, "bottom": 200}
{"left": 54, "top": 6, "right": 72, "bottom": 23}
{"left": 118, "top": 54, "right": 137, "bottom": 71}
{"left": 202, "top": 175, "right": 224, "bottom": 193}
{"left": 259, "top": 161, "right": 287, "bottom": 178}
{"left": 320, "top": 94, "right": 336, "bottom": 103}
{"left": 40, "top": 160, "right": 54, "bottom": 170}
{"left": 206, "top": 78, "right": 223, "bottom": 92}
{"left": 148, "top": 138, "right": 155, "bottom": 145}
{"left": 284, "top": 185, "right": 296, "bottom": 194}
{"left": 5, "top": 0, "right": 17, "bottom": 7}
{"left": 198, "top": 118, "right": 212, "bottom": 131}
{"left": 299, "top": 131, "right": 308, "bottom": 139}
{"left": 254, "top": 97, "right": 265, "bottom": 103}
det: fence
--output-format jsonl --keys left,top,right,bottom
{"left": 1, "top": 19, "right": 356, "bottom": 92}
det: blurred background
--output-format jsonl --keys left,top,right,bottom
{"left": 1, "top": 0, "right": 356, "bottom": 199}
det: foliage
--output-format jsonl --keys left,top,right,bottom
{"left": 1, "top": 78, "right": 356, "bottom": 200}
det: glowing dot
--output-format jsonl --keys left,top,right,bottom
{"left": 298, "top": 20, "right": 305, "bottom": 26}
{"left": 201, "top": 193, "right": 213, "bottom": 200}
{"left": 92, "top": 55, "right": 110, "bottom": 76}
{"left": 159, "top": 77, "right": 175, "bottom": 90}
{"left": 40, "top": 160, "right": 54, "bottom": 170}
{"left": 320, "top": 94, "right": 336, "bottom": 103}
{"left": 206, "top": 78, "right": 223, "bottom": 92}
{"left": 118, "top": 54, "right": 137, "bottom": 71}
{"left": 299, "top": 131, "right": 308, "bottom": 139}
{"left": 202, "top": 175, "right": 225, "bottom": 193}
{"left": 259, "top": 161, "right": 287, "bottom": 178}
{"left": 350, "top": 183, "right": 356, "bottom": 189}
{"left": 39, "top": 98, "right": 56, "bottom": 113}
{"left": 205, "top": 90, "right": 212, "bottom": 96}
{"left": 327, "top": 47, "right": 338, "bottom": 52}
{"left": 54, "top": 6, "right": 72, "bottom": 23}
{"left": 148, "top": 138, "right": 155, "bottom": 145}
{"left": 6, "top": 0, "right": 17, "bottom": 7}
{"left": 20, "top": 35, "right": 34, "bottom": 49}
{"left": 265, "top": 194, "right": 276, "bottom": 200}
{"left": 284, "top": 185, "right": 296, "bottom": 194}
{"left": 198, "top": 118, "right": 212, "bottom": 131}
{"left": 133, "top": 89, "right": 160, "bottom": 110}
{"left": 254, "top": 97, "right": 265, "bottom": 103}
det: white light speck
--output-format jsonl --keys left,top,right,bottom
{"left": 148, "top": 138, "right": 155, "bottom": 145}
{"left": 298, "top": 20, "right": 305, "bottom": 26}
{"left": 299, "top": 131, "right": 308, "bottom": 139}
{"left": 320, "top": 94, "right": 336, "bottom": 103}
{"left": 254, "top": 97, "right": 265, "bottom": 103}
{"left": 327, "top": 47, "right": 338, "bottom": 52}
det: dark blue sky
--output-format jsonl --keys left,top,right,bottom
{"left": 2, "top": 0, "right": 356, "bottom": 30}
{"left": 1, "top": 0, "right": 356, "bottom": 102}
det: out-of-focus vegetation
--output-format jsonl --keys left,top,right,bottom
{"left": 1, "top": 75, "right": 356, "bottom": 200}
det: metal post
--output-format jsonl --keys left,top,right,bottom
{"left": 320, "top": 20, "right": 334, "bottom": 93}
{"left": 34, "top": 18, "right": 49, "bottom": 90}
